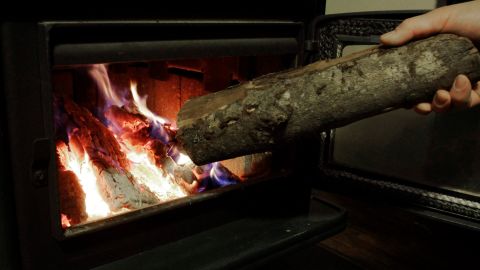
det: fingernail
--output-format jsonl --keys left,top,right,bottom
{"left": 433, "top": 94, "right": 447, "bottom": 106}
{"left": 453, "top": 75, "right": 467, "bottom": 91}
{"left": 416, "top": 103, "right": 431, "bottom": 113}
{"left": 381, "top": 31, "right": 395, "bottom": 41}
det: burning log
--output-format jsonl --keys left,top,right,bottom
{"left": 56, "top": 146, "right": 88, "bottom": 226}
{"left": 103, "top": 105, "right": 200, "bottom": 194}
{"left": 59, "top": 98, "right": 159, "bottom": 211}
{"left": 62, "top": 98, "right": 130, "bottom": 170}
{"left": 177, "top": 34, "right": 480, "bottom": 165}
{"left": 58, "top": 170, "right": 88, "bottom": 225}
{"left": 104, "top": 105, "right": 169, "bottom": 167}
{"left": 94, "top": 167, "right": 159, "bottom": 210}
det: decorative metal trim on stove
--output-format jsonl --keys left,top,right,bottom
{"left": 304, "top": 11, "right": 426, "bottom": 63}
{"left": 311, "top": 12, "right": 480, "bottom": 226}
{"left": 321, "top": 168, "right": 480, "bottom": 221}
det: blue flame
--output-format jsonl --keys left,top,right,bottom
{"left": 149, "top": 122, "right": 172, "bottom": 145}
{"left": 209, "top": 162, "right": 238, "bottom": 187}
{"left": 196, "top": 162, "right": 238, "bottom": 192}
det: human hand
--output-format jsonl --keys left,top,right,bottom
{"left": 380, "top": 0, "right": 480, "bottom": 114}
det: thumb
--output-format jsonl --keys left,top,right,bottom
{"left": 380, "top": 7, "right": 451, "bottom": 46}
{"left": 380, "top": 27, "right": 413, "bottom": 46}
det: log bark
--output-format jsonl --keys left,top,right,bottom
{"left": 176, "top": 34, "right": 480, "bottom": 165}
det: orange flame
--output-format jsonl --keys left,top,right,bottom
{"left": 57, "top": 142, "right": 111, "bottom": 220}
{"left": 61, "top": 214, "right": 72, "bottom": 228}
{"left": 88, "top": 64, "right": 123, "bottom": 107}
{"left": 56, "top": 67, "right": 238, "bottom": 229}
{"left": 176, "top": 153, "right": 193, "bottom": 166}
{"left": 120, "top": 140, "right": 188, "bottom": 201}
{"left": 130, "top": 80, "right": 170, "bottom": 126}
{"left": 112, "top": 81, "right": 188, "bottom": 200}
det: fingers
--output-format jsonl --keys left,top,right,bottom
{"left": 414, "top": 103, "right": 432, "bottom": 115}
{"left": 380, "top": 7, "right": 451, "bottom": 46}
{"left": 450, "top": 74, "right": 472, "bottom": 109}
{"left": 414, "top": 90, "right": 452, "bottom": 114}
{"left": 380, "top": 18, "right": 417, "bottom": 46}
{"left": 453, "top": 76, "right": 480, "bottom": 109}
{"left": 414, "top": 91, "right": 453, "bottom": 115}
{"left": 432, "top": 90, "right": 451, "bottom": 113}
{"left": 414, "top": 75, "right": 480, "bottom": 115}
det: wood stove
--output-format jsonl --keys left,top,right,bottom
{"left": 0, "top": 3, "right": 348, "bottom": 269}
{"left": 2, "top": 2, "right": 480, "bottom": 270}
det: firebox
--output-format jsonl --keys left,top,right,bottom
{"left": 53, "top": 55, "right": 296, "bottom": 232}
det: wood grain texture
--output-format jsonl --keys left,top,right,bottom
{"left": 176, "top": 34, "right": 480, "bottom": 165}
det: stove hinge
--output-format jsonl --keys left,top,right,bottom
{"left": 31, "top": 138, "right": 51, "bottom": 188}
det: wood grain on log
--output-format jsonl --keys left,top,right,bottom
{"left": 176, "top": 34, "right": 480, "bottom": 165}
{"left": 220, "top": 152, "right": 272, "bottom": 181}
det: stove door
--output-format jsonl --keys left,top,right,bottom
{"left": 307, "top": 11, "right": 480, "bottom": 228}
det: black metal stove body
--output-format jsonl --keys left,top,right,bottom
{"left": 2, "top": 3, "right": 480, "bottom": 270}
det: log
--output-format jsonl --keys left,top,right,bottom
{"left": 62, "top": 98, "right": 130, "bottom": 170}
{"left": 58, "top": 170, "right": 88, "bottom": 224}
{"left": 59, "top": 98, "right": 160, "bottom": 211}
{"left": 220, "top": 152, "right": 272, "bottom": 181}
{"left": 56, "top": 144, "right": 88, "bottom": 226}
{"left": 93, "top": 167, "right": 159, "bottom": 210}
{"left": 104, "top": 105, "right": 169, "bottom": 167}
{"left": 176, "top": 34, "right": 480, "bottom": 165}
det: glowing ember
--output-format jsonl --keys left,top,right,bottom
{"left": 61, "top": 214, "right": 72, "bottom": 228}
{"left": 57, "top": 142, "right": 111, "bottom": 219}
{"left": 120, "top": 141, "right": 188, "bottom": 201}
{"left": 176, "top": 153, "right": 192, "bottom": 166}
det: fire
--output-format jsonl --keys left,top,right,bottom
{"left": 88, "top": 64, "right": 124, "bottom": 107}
{"left": 107, "top": 81, "right": 189, "bottom": 201}
{"left": 61, "top": 214, "right": 72, "bottom": 228}
{"left": 55, "top": 64, "right": 240, "bottom": 229}
{"left": 57, "top": 142, "right": 111, "bottom": 219}
{"left": 119, "top": 140, "right": 188, "bottom": 201}
{"left": 130, "top": 80, "right": 169, "bottom": 126}
{"left": 176, "top": 153, "right": 192, "bottom": 166}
